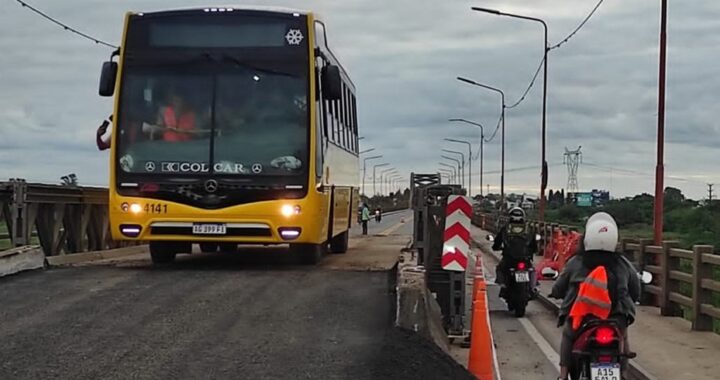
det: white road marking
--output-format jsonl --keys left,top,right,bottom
{"left": 518, "top": 317, "right": 561, "bottom": 373}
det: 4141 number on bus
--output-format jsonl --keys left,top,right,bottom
{"left": 145, "top": 203, "right": 168, "bottom": 214}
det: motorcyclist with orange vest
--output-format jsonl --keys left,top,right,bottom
{"left": 550, "top": 212, "right": 641, "bottom": 380}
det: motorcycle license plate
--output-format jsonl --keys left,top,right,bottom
{"left": 590, "top": 362, "right": 620, "bottom": 380}
{"left": 514, "top": 271, "right": 530, "bottom": 283}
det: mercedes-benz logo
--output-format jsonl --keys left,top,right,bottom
{"left": 144, "top": 161, "right": 156, "bottom": 172}
{"left": 252, "top": 163, "right": 263, "bottom": 174}
{"left": 204, "top": 179, "right": 218, "bottom": 193}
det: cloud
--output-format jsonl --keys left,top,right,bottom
{"left": 0, "top": 0, "right": 719, "bottom": 199}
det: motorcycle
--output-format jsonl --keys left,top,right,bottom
{"left": 569, "top": 318, "right": 634, "bottom": 380}
{"left": 487, "top": 233, "right": 540, "bottom": 317}
{"left": 504, "top": 257, "right": 536, "bottom": 317}
{"left": 568, "top": 271, "right": 653, "bottom": 380}
{"left": 375, "top": 210, "right": 382, "bottom": 222}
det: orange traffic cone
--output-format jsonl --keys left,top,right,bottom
{"left": 468, "top": 253, "right": 495, "bottom": 380}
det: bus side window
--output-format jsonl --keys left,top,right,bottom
{"left": 340, "top": 83, "right": 346, "bottom": 149}
{"left": 351, "top": 94, "right": 358, "bottom": 153}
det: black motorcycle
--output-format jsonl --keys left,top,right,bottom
{"left": 503, "top": 257, "right": 536, "bottom": 317}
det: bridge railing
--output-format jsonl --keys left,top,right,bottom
{"left": 0, "top": 179, "right": 122, "bottom": 256}
{"left": 474, "top": 211, "right": 720, "bottom": 333}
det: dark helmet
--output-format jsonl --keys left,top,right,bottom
{"left": 508, "top": 207, "right": 526, "bottom": 224}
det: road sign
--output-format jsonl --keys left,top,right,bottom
{"left": 442, "top": 195, "right": 472, "bottom": 271}
{"left": 576, "top": 193, "right": 593, "bottom": 207}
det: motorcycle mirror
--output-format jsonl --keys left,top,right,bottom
{"left": 535, "top": 234, "right": 542, "bottom": 241}
{"left": 640, "top": 271, "right": 653, "bottom": 284}
{"left": 541, "top": 267, "right": 559, "bottom": 280}
{"left": 485, "top": 234, "right": 494, "bottom": 242}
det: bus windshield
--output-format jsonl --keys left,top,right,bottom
{"left": 116, "top": 63, "right": 308, "bottom": 177}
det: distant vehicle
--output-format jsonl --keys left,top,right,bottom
{"left": 98, "top": 6, "right": 359, "bottom": 264}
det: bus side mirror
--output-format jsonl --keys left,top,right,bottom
{"left": 321, "top": 65, "right": 342, "bottom": 100}
{"left": 99, "top": 61, "right": 118, "bottom": 97}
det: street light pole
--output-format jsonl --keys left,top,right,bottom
{"left": 362, "top": 155, "right": 382, "bottom": 196}
{"left": 455, "top": 79, "right": 505, "bottom": 206}
{"left": 654, "top": 0, "right": 668, "bottom": 244}
{"left": 442, "top": 150, "right": 466, "bottom": 188}
{"left": 449, "top": 119, "right": 485, "bottom": 196}
{"left": 445, "top": 138, "right": 473, "bottom": 198}
{"left": 372, "top": 163, "right": 389, "bottom": 196}
{"left": 441, "top": 155, "right": 464, "bottom": 188}
{"left": 472, "top": 6, "right": 548, "bottom": 221}
{"left": 380, "top": 168, "right": 397, "bottom": 196}
{"left": 438, "top": 169, "right": 452, "bottom": 183}
{"left": 440, "top": 163, "right": 458, "bottom": 183}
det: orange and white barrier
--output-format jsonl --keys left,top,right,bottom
{"left": 537, "top": 229, "right": 581, "bottom": 279}
{"left": 442, "top": 195, "right": 472, "bottom": 272}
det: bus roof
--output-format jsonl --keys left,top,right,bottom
{"left": 133, "top": 5, "right": 313, "bottom": 17}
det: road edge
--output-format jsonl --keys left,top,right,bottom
{"left": 46, "top": 245, "right": 148, "bottom": 266}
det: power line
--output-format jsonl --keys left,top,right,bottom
{"left": 476, "top": 162, "right": 563, "bottom": 176}
{"left": 584, "top": 162, "right": 706, "bottom": 184}
{"left": 504, "top": 0, "right": 606, "bottom": 109}
{"left": 483, "top": 113, "right": 504, "bottom": 143}
{"left": 506, "top": 57, "right": 545, "bottom": 109}
{"left": 549, "top": 0, "right": 606, "bottom": 51}
{"left": 14, "top": 0, "right": 118, "bottom": 49}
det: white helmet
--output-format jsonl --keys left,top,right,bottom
{"left": 584, "top": 212, "right": 619, "bottom": 252}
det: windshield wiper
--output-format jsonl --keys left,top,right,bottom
{"left": 220, "top": 54, "right": 297, "bottom": 78}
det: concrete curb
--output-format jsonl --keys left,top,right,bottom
{"left": 46, "top": 245, "right": 148, "bottom": 266}
{"left": 471, "top": 232, "right": 656, "bottom": 380}
{"left": 0, "top": 246, "right": 45, "bottom": 278}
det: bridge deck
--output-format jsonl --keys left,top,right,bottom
{"left": 0, "top": 211, "right": 474, "bottom": 380}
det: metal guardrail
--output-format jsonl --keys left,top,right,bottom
{"left": 1, "top": 179, "right": 115, "bottom": 256}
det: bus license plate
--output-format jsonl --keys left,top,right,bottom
{"left": 192, "top": 224, "right": 226, "bottom": 235}
{"left": 514, "top": 271, "right": 530, "bottom": 283}
{"left": 591, "top": 362, "right": 620, "bottom": 380}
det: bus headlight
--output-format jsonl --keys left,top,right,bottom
{"left": 129, "top": 203, "right": 143, "bottom": 214}
{"left": 281, "top": 204, "right": 301, "bottom": 217}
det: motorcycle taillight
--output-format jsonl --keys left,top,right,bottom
{"left": 517, "top": 262, "right": 527, "bottom": 270}
{"left": 595, "top": 326, "right": 616, "bottom": 345}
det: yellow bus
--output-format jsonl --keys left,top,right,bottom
{"left": 98, "top": 6, "right": 359, "bottom": 264}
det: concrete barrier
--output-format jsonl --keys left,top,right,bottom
{"left": 0, "top": 246, "right": 44, "bottom": 278}
{"left": 395, "top": 250, "right": 450, "bottom": 353}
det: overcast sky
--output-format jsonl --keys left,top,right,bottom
{"left": 1, "top": 0, "right": 719, "bottom": 199}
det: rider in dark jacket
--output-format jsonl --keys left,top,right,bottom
{"left": 493, "top": 207, "right": 537, "bottom": 294}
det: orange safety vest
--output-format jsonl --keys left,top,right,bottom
{"left": 568, "top": 266, "right": 612, "bottom": 330}
{"left": 162, "top": 106, "right": 195, "bottom": 142}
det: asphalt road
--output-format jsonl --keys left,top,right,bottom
{"left": 0, "top": 213, "right": 417, "bottom": 380}
{"left": 480, "top": 251, "right": 561, "bottom": 379}
{"left": 350, "top": 209, "right": 411, "bottom": 237}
